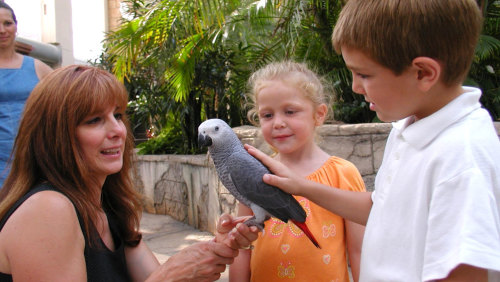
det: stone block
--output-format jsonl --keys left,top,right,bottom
{"left": 372, "top": 134, "right": 388, "bottom": 171}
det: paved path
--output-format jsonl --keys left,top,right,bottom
{"left": 140, "top": 212, "right": 229, "bottom": 281}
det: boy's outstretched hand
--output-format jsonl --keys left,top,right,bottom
{"left": 244, "top": 144, "right": 307, "bottom": 196}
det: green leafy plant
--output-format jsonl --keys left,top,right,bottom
{"left": 98, "top": 0, "right": 499, "bottom": 155}
{"left": 466, "top": 0, "right": 500, "bottom": 120}
{"left": 135, "top": 115, "right": 196, "bottom": 154}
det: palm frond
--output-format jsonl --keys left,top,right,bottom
{"left": 475, "top": 34, "right": 500, "bottom": 62}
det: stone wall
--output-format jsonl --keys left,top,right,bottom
{"left": 133, "top": 122, "right": 500, "bottom": 234}
{"left": 134, "top": 154, "right": 224, "bottom": 232}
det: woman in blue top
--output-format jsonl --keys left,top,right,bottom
{"left": 0, "top": 2, "right": 52, "bottom": 188}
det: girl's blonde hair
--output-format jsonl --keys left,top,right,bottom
{"left": 246, "top": 61, "right": 333, "bottom": 126}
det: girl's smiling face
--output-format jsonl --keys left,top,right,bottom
{"left": 76, "top": 104, "right": 126, "bottom": 184}
{"left": 257, "top": 80, "right": 325, "bottom": 155}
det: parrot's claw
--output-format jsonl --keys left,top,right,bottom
{"left": 243, "top": 218, "right": 265, "bottom": 231}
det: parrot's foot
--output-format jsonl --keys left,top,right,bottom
{"left": 243, "top": 218, "right": 265, "bottom": 231}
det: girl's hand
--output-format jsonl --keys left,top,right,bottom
{"left": 244, "top": 144, "right": 306, "bottom": 196}
{"left": 215, "top": 213, "right": 259, "bottom": 250}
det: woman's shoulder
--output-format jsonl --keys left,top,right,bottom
{"left": 0, "top": 189, "right": 86, "bottom": 279}
{"left": 33, "top": 59, "right": 53, "bottom": 80}
{"left": 7, "top": 190, "right": 77, "bottom": 227}
{"left": 24, "top": 189, "right": 75, "bottom": 211}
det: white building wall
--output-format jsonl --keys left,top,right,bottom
{"left": 44, "top": 0, "right": 74, "bottom": 65}
{"left": 8, "top": 0, "right": 112, "bottom": 66}
{"left": 71, "top": 0, "right": 107, "bottom": 64}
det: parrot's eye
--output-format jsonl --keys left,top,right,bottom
{"left": 215, "top": 126, "right": 219, "bottom": 131}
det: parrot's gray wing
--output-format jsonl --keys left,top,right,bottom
{"left": 226, "top": 151, "right": 306, "bottom": 223}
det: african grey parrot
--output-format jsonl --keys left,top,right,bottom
{"left": 198, "top": 118, "right": 320, "bottom": 248}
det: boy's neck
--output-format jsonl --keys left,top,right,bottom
{"left": 414, "top": 83, "right": 463, "bottom": 121}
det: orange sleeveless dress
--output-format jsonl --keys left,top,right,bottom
{"left": 250, "top": 156, "right": 365, "bottom": 281}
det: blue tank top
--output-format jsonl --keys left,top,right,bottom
{"left": 0, "top": 56, "right": 39, "bottom": 187}
{"left": 0, "top": 184, "right": 131, "bottom": 281}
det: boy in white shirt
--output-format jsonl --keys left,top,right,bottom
{"left": 246, "top": 0, "right": 500, "bottom": 280}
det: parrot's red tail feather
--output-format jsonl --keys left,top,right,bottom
{"left": 291, "top": 219, "right": 321, "bottom": 249}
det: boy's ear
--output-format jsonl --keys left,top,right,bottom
{"left": 315, "top": 103, "right": 328, "bottom": 125}
{"left": 412, "top": 57, "right": 441, "bottom": 92}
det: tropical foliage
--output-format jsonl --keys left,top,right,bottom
{"left": 466, "top": 0, "right": 500, "bottom": 120}
{"left": 98, "top": 0, "right": 500, "bottom": 154}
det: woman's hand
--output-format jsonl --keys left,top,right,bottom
{"left": 147, "top": 240, "right": 237, "bottom": 282}
{"left": 145, "top": 214, "right": 259, "bottom": 282}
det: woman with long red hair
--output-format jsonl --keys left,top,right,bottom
{"left": 0, "top": 65, "right": 258, "bottom": 281}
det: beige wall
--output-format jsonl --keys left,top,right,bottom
{"left": 18, "top": 0, "right": 123, "bottom": 65}
{"left": 107, "top": 0, "right": 123, "bottom": 32}
{"left": 42, "top": 0, "right": 74, "bottom": 65}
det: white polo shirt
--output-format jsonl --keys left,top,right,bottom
{"left": 359, "top": 87, "right": 500, "bottom": 281}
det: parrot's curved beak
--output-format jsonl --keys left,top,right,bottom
{"left": 198, "top": 134, "right": 212, "bottom": 147}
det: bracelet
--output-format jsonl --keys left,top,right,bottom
{"left": 240, "top": 245, "right": 254, "bottom": 250}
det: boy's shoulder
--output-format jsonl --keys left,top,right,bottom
{"left": 437, "top": 88, "right": 498, "bottom": 147}
{"left": 439, "top": 110, "right": 499, "bottom": 150}
{"left": 389, "top": 88, "right": 499, "bottom": 182}
{"left": 397, "top": 88, "right": 496, "bottom": 148}
{"left": 412, "top": 104, "right": 499, "bottom": 175}
{"left": 413, "top": 107, "right": 498, "bottom": 154}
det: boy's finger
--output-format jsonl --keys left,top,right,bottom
{"left": 263, "top": 173, "right": 287, "bottom": 189}
{"left": 245, "top": 146, "right": 279, "bottom": 171}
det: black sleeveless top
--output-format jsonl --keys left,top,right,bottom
{"left": 0, "top": 184, "right": 131, "bottom": 281}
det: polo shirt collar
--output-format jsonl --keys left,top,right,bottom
{"left": 392, "top": 86, "right": 482, "bottom": 149}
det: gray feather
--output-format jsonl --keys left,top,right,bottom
{"left": 198, "top": 119, "right": 306, "bottom": 225}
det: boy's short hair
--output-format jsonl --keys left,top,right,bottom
{"left": 332, "top": 0, "right": 483, "bottom": 86}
